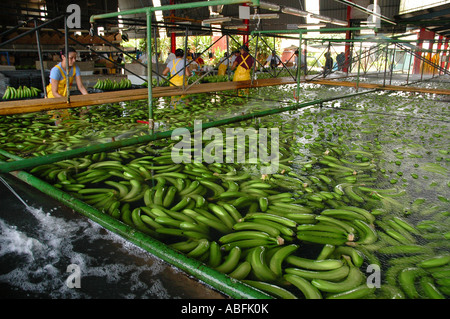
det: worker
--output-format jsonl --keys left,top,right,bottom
{"left": 323, "top": 51, "right": 333, "bottom": 77}
{"left": 47, "top": 47, "right": 88, "bottom": 98}
{"left": 162, "top": 49, "right": 191, "bottom": 108}
{"left": 231, "top": 45, "right": 253, "bottom": 82}
{"left": 195, "top": 53, "right": 205, "bottom": 68}
{"left": 165, "top": 51, "right": 176, "bottom": 64}
{"left": 46, "top": 47, "right": 88, "bottom": 124}
{"left": 217, "top": 52, "right": 229, "bottom": 76}
{"left": 336, "top": 52, "right": 345, "bottom": 71}
{"left": 230, "top": 50, "right": 240, "bottom": 66}
{"left": 162, "top": 49, "right": 192, "bottom": 86}
{"left": 294, "top": 49, "right": 307, "bottom": 75}
{"left": 138, "top": 51, "right": 157, "bottom": 64}
{"left": 187, "top": 55, "right": 199, "bottom": 75}
{"left": 231, "top": 45, "right": 253, "bottom": 96}
{"left": 265, "top": 50, "right": 281, "bottom": 70}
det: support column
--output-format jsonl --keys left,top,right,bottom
{"left": 243, "top": 3, "right": 249, "bottom": 46}
{"left": 170, "top": 0, "right": 176, "bottom": 53}
{"left": 444, "top": 38, "right": 450, "bottom": 71}
{"left": 413, "top": 27, "right": 435, "bottom": 74}
{"left": 343, "top": 1, "right": 352, "bottom": 73}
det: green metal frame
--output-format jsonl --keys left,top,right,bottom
{"left": 250, "top": 27, "right": 376, "bottom": 102}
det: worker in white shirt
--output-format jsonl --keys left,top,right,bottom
{"left": 165, "top": 51, "right": 176, "bottom": 64}
{"left": 265, "top": 50, "right": 281, "bottom": 70}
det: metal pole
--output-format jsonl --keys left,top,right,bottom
{"left": 304, "top": 39, "right": 308, "bottom": 77}
{"left": 406, "top": 51, "right": 412, "bottom": 85}
{"left": 296, "top": 32, "right": 302, "bottom": 101}
{"left": 183, "top": 26, "right": 188, "bottom": 91}
{"left": 226, "top": 34, "right": 230, "bottom": 82}
{"left": 34, "top": 19, "right": 47, "bottom": 98}
{"left": 64, "top": 15, "right": 70, "bottom": 104}
{"left": 389, "top": 45, "right": 396, "bottom": 85}
{"left": 147, "top": 9, "right": 154, "bottom": 134}
{"left": 383, "top": 44, "right": 389, "bottom": 87}
{"left": 154, "top": 27, "right": 160, "bottom": 86}
{"left": 356, "top": 40, "right": 362, "bottom": 92}
{"left": 420, "top": 47, "right": 425, "bottom": 82}
{"left": 251, "top": 33, "right": 259, "bottom": 86}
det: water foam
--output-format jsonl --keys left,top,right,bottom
{"left": 0, "top": 205, "right": 173, "bottom": 298}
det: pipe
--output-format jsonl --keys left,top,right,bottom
{"left": 0, "top": 89, "right": 378, "bottom": 174}
{"left": 0, "top": 155, "right": 270, "bottom": 299}
{"left": 34, "top": 19, "right": 47, "bottom": 98}
{"left": 147, "top": 9, "right": 154, "bottom": 134}
{"left": 251, "top": 27, "right": 374, "bottom": 36}
{"left": 64, "top": 16, "right": 70, "bottom": 104}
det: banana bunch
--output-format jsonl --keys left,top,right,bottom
{"left": 2, "top": 85, "right": 42, "bottom": 100}
{"left": 93, "top": 78, "right": 132, "bottom": 91}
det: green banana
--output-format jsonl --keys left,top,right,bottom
{"left": 284, "top": 274, "right": 322, "bottom": 299}
{"left": 195, "top": 215, "right": 231, "bottom": 234}
{"left": 243, "top": 280, "right": 298, "bottom": 299}
{"left": 311, "top": 266, "right": 364, "bottom": 293}
{"left": 208, "top": 241, "right": 222, "bottom": 268}
{"left": 248, "top": 246, "right": 278, "bottom": 282}
{"left": 187, "top": 238, "right": 210, "bottom": 258}
{"left": 269, "top": 244, "right": 299, "bottom": 277}
{"left": 233, "top": 221, "right": 281, "bottom": 237}
{"left": 398, "top": 267, "right": 427, "bottom": 299}
{"left": 163, "top": 185, "right": 178, "bottom": 208}
{"left": 285, "top": 255, "right": 344, "bottom": 271}
{"left": 420, "top": 276, "right": 445, "bottom": 299}
{"left": 316, "top": 244, "right": 336, "bottom": 260}
{"left": 214, "top": 246, "right": 241, "bottom": 274}
{"left": 417, "top": 255, "right": 450, "bottom": 269}
{"left": 221, "top": 238, "right": 279, "bottom": 251}
{"left": 229, "top": 261, "right": 252, "bottom": 280}
{"left": 219, "top": 230, "right": 275, "bottom": 244}
{"left": 326, "top": 284, "right": 376, "bottom": 299}
{"left": 208, "top": 203, "right": 236, "bottom": 229}
{"left": 244, "top": 213, "right": 297, "bottom": 228}
{"left": 131, "top": 207, "right": 156, "bottom": 235}
{"left": 285, "top": 264, "right": 350, "bottom": 281}
{"left": 333, "top": 246, "right": 365, "bottom": 267}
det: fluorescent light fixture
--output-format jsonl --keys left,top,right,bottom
{"left": 330, "top": 19, "right": 348, "bottom": 26}
{"left": 202, "top": 16, "right": 232, "bottom": 25}
{"left": 310, "top": 14, "right": 331, "bottom": 22}
{"left": 255, "top": 13, "right": 279, "bottom": 19}
{"left": 297, "top": 23, "right": 326, "bottom": 28}
{"left": 281, "top": 7, "right": 309, "bottom": 17}
{"left": 225, "top": 24, "right": 248, "bottom": 29}
{"left": 259, "top": 1, "right": 281, "bottom": 11}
